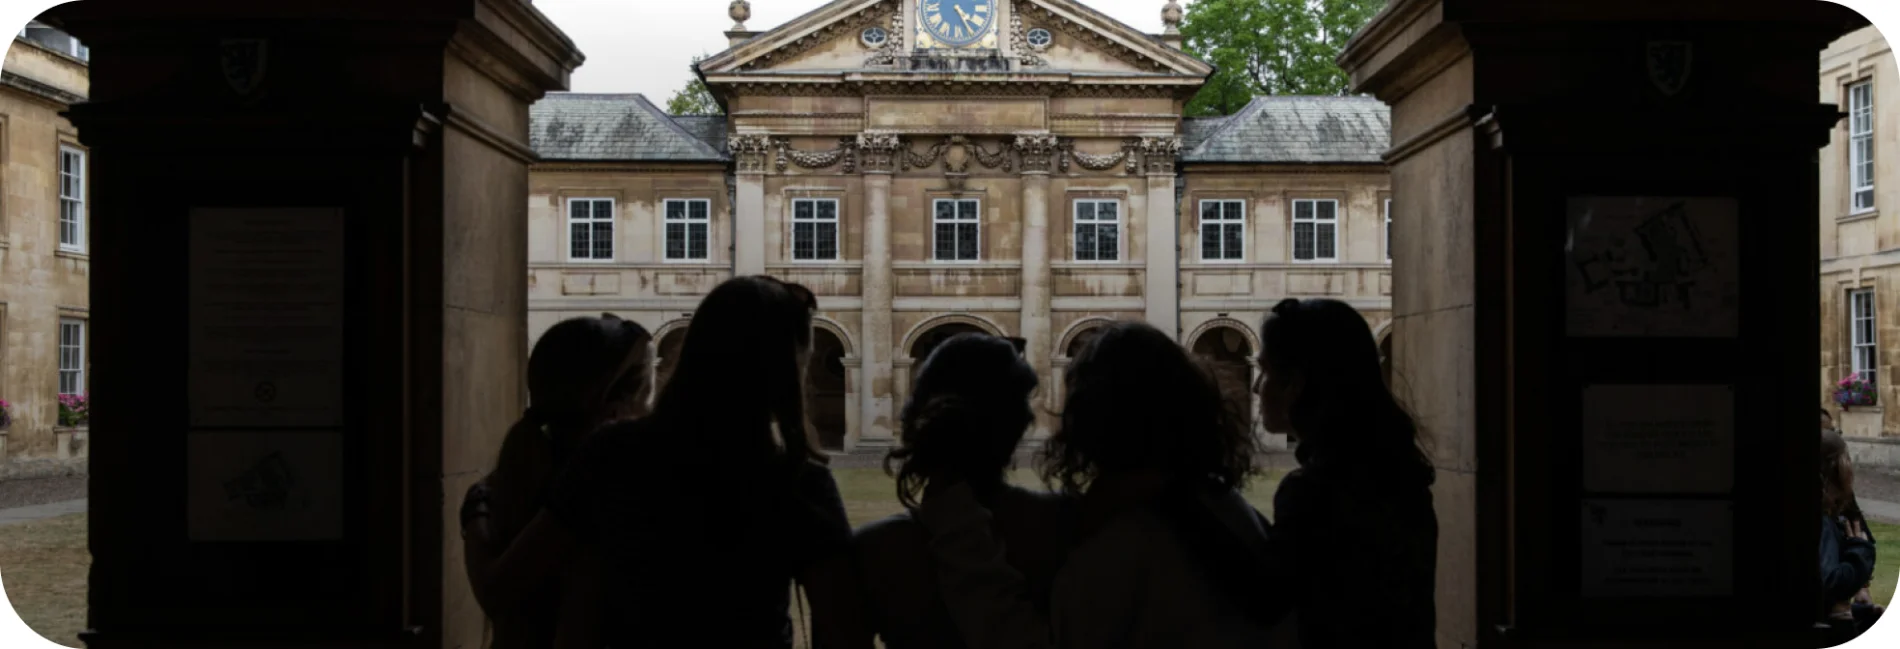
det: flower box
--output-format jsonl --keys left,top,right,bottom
{"left": 1835, "top": 375, "right": 1878, "bottom": 408}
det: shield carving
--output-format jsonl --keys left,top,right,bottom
{"left": 1646, "top": 40, "right": 1692, "bottom": 96}
{"left": 220, "top": 38, "right": 268, "bottom": 97}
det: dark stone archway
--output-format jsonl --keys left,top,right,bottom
{"left": 908, "top": 322, "right": 987, "bottom": 383}
{"left": 808, "top": 328, "right": 848, "bottom": 450}
{"left": 1191, "top": 326, "right": 1255, "bottom": 433}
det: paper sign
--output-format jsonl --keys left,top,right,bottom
{"left": 1582, "top": 384, "right": 1734, "bottom": 494}
{"left": 1580, "top": 499, "right": 1734, "bottom": 598}
{"left": 187, "top": 430, "right": 344, "bottom": 541}
{"left": 1565, "top": 197, "right": 1739, "bottom": 338}
{"left": 187, "top": 208, "right": 346, "bottom": 428}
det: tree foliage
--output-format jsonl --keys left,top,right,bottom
{"left": 1181, "top": 0, "right": 1387, "bottom": 116}
{"left": 665, "top": 54, "right": 722, "bottom": 116}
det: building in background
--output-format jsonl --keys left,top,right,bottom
{"left": 1822, "top": 26, "right": 1896, "bottom": 438}
{"left": 0, "top": 19, "right": 90, "bottom": 464}
{"left": 526, "top": 0, "right": 1392, "bottom": 452}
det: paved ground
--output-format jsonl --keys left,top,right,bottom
{"left": 1856, "top": 466, "right": 1900, "bottom": 523}
{"left": 0, "top": 475, "right": 86, "bottom": 511}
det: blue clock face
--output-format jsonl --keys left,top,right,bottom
{"left": 921, "top": 0, "right": 997, "bottom": 48}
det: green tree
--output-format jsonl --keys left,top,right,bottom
{"left": 1181, "top": 0, "right": 1387, "bottom": 116}
{"left": 665, "top": 54, "right": 721, "bottom": 115}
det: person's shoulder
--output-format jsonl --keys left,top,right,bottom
{"left": 853, "top": 511, "right": 922, "bottom": 546}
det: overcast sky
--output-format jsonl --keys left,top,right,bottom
{"left": 534, "top": 0, "right": 1177, "bottom": 100}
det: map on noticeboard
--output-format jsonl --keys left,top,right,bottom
{"left": 1565, "top": 197, "right": 1739, "bottom": 338}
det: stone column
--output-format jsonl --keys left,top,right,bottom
{"left": 857, "top": 132, "right": 901, "bottom": 446}
{"left": 729, "top": 134, "right": 772, "bottom": 276}
{"left": 1016, "top": 134, "right": 1057, "bottom": 437}
{"left": 1140, "top": 137, "right": 1182, "bottom": 339}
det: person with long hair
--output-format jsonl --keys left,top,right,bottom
{"left": 1254, "top": 297, "right": 1437, "bottom": 648}
{"left": 1820, "top": 430, "right": 1878, "bottom": 646}
{"left": 854, "top": 333, "right": 1076, "bottom": 649}
{"left": 476, "top": 276, "right": 869, "bottom": 649}
{"left": 910, "top": 320, "right": 1283, "bottom": 649}
{"left": 461, "top": 313, "right": 653, "bottom": 649}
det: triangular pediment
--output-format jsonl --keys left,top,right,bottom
{"left": 698, "top": 0, "right": 1210, "bottom": 79}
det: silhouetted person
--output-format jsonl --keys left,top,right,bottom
{"left": 854, "top": 333, "right": 1077, "bottom": 649}
{"left": 481, "top": 276, "right": 871, "bottom": 649}
{"left": 912, "top": 321, "right": 1281, "bottom": 649}
{"left": 461, "top": 314, "right": 653, "bottom": 649}
{"left": 1820, "top": 430, "right": 1877, "bottom": 647}
{"left": 1255, "top": 298, "right": 1437, "bottom": 649}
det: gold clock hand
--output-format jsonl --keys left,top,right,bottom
{"left": 953, "top": 5, "right": 977, "bottom": 34}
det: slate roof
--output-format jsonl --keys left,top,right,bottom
{"left": 669, "top": 115, "right": 731, "bottom": 157}
{"left": 1182, "top": 96, "right": 1390, "bottom": 164}
{"left": 1181, "top": 116, "right": 1231, "bottom": 153}
{"left": 530, "top": 93, "right": 728, "bottom": 162}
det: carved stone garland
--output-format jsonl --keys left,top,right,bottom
{"left": 1057, "top": 138, "right": 1135, "bottom": 174}
{"left": 1010, "top": 12, "right": 1048, "bottom": 69}
{"left": 774, "top": 137, "right": 859, "bottom": 174}
{"left": 864, "top": 12, "right": 906, "bottom": 67}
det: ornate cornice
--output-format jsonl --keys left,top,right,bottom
{"left": 719, "top": 79, "right": 1197, "bottom": 100}
{"left": 741, "top": 0, "right": 895, "bottom": 71}
{"left": 1016, "top": 2, "right": 1170, "bottom": 73}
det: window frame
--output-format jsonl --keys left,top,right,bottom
{"left": 57, "top": 317, "right": 85, "bottom": 397}
{"left": 1071, "top": 199, "right": 1123, "bottom": 263}
{"left": 931, "top": 198, "right": 983, "bottom": 263}
{"left": 57, "top": 145, "right": 85, "bottom": 253}
{"left": 1850, "top": 80, "right": 1876, "bottom": 215}
{"left": 1197, "top": 199, "right": 1247, "bottom": 263}
{"left": 1290, "top": 198, "right": 1341, "bottom": 263}
{"left": 1852, "top": 288, "right": 1879, "bottom": 383}
{"left": 564, "top": 197, "right": 616, "bottom": 263}
{"left": 661, "top": 198, "right": 713, "bottom": 263}
{"left": 789, "top": 197, "right": 842, "bottom": 263}
{"left": 1384, "top": 198, "right": 1393, "bottom": 262}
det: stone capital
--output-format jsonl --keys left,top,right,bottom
{"left": 1136, "top": 136, "right": 1182, "bottom": 175}
{"left": 728, "top": 133, "right": 776, "bottom": 175}
{"left": 856, "top": 131, "right": 903, "bottom": 174}
{"left": 1013, "top": 133, "right": 1060, "bottom": 174}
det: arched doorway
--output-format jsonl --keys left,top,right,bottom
{"left": 654, "top": 327, "right": 687, "bottom": 395}
{"left": 1191, "top": 326, "right": 1255, "bottom": 433}
{"left": 1065, "top": 324, "right": 1106, "bottom": 360}
{"left": 908, "top": 321, "right": 988, "bottom": 383}
{"left": 808, "top": 328, "right": 848, "bottom": 450}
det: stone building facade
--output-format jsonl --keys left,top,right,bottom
{"left": 1821, "top": 26, "right": 1898, "bottom": 438}
{"left": 0, "top": 21, "right": 90, "bottom": 463}
{"left": 526, "top": 0, "right": 1393, "bottom": 451}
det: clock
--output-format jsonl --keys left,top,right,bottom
{"left": 918, "top": 0, "right": 997, "bottom": 48}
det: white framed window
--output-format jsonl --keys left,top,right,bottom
{"left": 1072, "top": 200, "right": 1121, "bottom": 262}
{"left": 58, "top": 318, "right": 85, "bottom": 396}
{"left": 1199, "top": 200, "right": 1246, "bottom": 262}
{"left": 932, "top": 198, "right": 981, "bottom": 262}
{"left": 58, "top": 146, "right": 84, "bottom": 253}
{"left": 1291, "top": 199, "right": 1339, "bottom": 262}
{"left": 1384, "top": 198, "right": 1392, "bottom": 262}
{"left": 791, "top": 198, "right": 840, "bottom": 261}
{"left": 566, "top": 198, "right": 615, "bottom": 261}
{"left": 664, "top": 199, "right": 711, "bottom": 261}
{"left": 1852, "top": 289, "right": 1878, "bottom": 382}
{"left": 1850, "top": 80, "right": 1875, "bottom": 213}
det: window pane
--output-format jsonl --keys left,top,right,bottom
{"left": 688, "top": 223, "right": 708, "bottom": 259}
{"left": 794, "top": 222, "right": 814, "bottom": 259}
{"left": 818, "top": 201, "right": 837, "bottom": 220}
{"left": 1295, "top": 201, "right": 1313, "bottom": 221}
{"left": 573, "top": 200, "right": 590, "bottom": 219}
{"left": 1203, "top": 202, "right": 1220, "bottom": 221}
{"left": 664, "top": 201, "right": 683, "bottom": 220}
{"left": 591, "top": 222, "right": 613, "bottom": 259}
{"left": 570, "top": 223, "right": 589, "bottom": 259}
{"left": 1202, "top": 225, "right": 1221, "bottom": 260}
{"left": 796, "top": 200, "right": 813, "bottom": 220}
{"left": 935, "top": 223, "right": 957, "bottom": 260}
{"left": 1317, "top": 223, "right": 1336, "bottom": 259}
{"left": 1076, "top": 203, "right": 1095, "bottom": 222}
{"left": 593, "top": 200, "right": 613, "bottom": 220}
{"left": 1293, "top": 222, "right": 1315, "bottom": 260}
{"left": 1098, "top": 224, "right": 1118, "bottom": 260}
{"left": 817, "top": 223, "right": 837, "bottom": 260}
{"left": 690, "top": 201, "right": 708, "bottom": 220}
{"left": 1223, "top": 224, "right": 1243, "bottom": 260}
{"left": 936, "top": 201, "right": 955, "bottom": 221}
{"left": 1099, "top": 202, "right": 1118, "bottom": 221}
{"left": 959, "top": 200, "right": 979, "bottom": 221}
{"left": 1076, "top": 225, "right": 1097, "bottom": 260}
{"left": 957, "top": 224, "right": 978, "bottom": 259}
{"left": 666, "top": 223, "right": 685, "bottom": 258}
{"left": 1317, "top": 201, "right": 1337, "bottom": 220}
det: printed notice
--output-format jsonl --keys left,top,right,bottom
{"left": 1582, "top": 384, "right": 1734, "bottom": 494}
{"left": 1580, "top": 499, "right": 1733, "bottom": 598}
{"left": 187, "top": 208, "right": 345, "bottom": 428}
{"left": 187, "top": 430, "right": 344, "bottom": 541}
{"left": 1565, "top": 197, "right": 1739, "bottom": 338}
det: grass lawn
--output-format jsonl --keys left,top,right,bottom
{"left": 0, "top": 512, "right": 87, "bottom": 648}
{"left": 1871, "top": 521, "right": 1900, "bottom": 606}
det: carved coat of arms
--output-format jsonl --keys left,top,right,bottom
{"left": 220, "top": 38, "right": 269, "bottom": 97}
{"left": 1646, "top": 40, "right": 1692, "bottom": 97}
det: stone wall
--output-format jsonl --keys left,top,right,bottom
{"left": 1820, "top": 26, "right": 1899, "bottom": 436}
{"left": 0, "top": 36, "right": 89, "bottom": 463}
